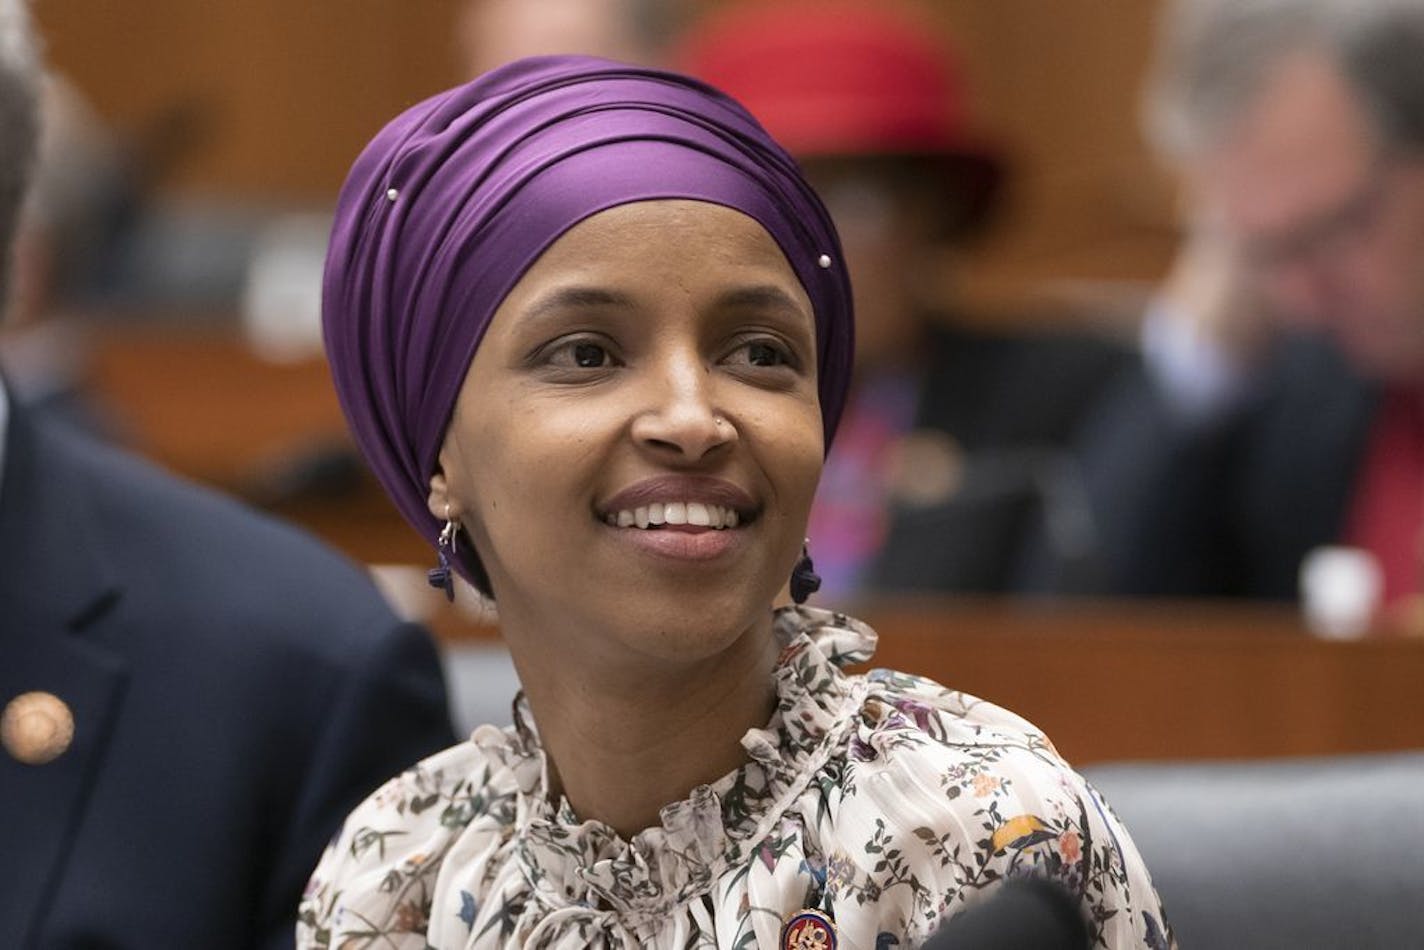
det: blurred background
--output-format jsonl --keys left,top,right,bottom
{"left": 9, "top": 0, "right": 1418, "bottom": 757}
{"left": 23, "top": 0, "right": 1175, "bottom": 324}
{"left": 10, "top": 0, "right": 1175, "bottom": 556}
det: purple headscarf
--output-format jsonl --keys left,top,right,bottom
{"left": 323, "top": 55, "right": 854, "bottom": 570}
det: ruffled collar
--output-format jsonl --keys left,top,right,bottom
{"left": 472, "top": 606, "right": 877, "bottom": 923}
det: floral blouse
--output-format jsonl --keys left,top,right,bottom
{"left": 298, "top": 607, "right": 1173, "bottom": 949}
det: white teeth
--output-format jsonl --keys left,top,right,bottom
{"left": 606, "top": 502, "right": 744, "bottom": 529}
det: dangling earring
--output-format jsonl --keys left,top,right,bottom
{"left": 426, "top": 505, "right": 458, "bottom": 602}
{"left": 790, "top": 539, "right": 821, "bottom": 604}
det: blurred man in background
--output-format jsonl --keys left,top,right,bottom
{"left": 0, "top": 73, "right": 139, "bottom": 426}
{"left": 675, "top": 0, "right": 1131, "bottom": 598}
{"left": 0, "top": 2, "right": 456, "bottom": 945}
{"left": 1074, "top": 0, "right": 1424, "bottom": 624}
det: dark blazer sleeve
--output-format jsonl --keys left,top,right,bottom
{"left": 258, "top": 618, "right": 453, "bottom": 950}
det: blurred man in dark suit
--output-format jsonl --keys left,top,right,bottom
{"left": 0, "top": 2, "right": 457, "bottom": 946}
{"left": 1073, "top": 0, "right": 1424, "bottom": 620}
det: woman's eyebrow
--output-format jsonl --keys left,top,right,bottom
{"left": 517, "top": 284, "right": 810, "bottom": 328}
{"left": 715, "top": 284, "right": 811, "bottom": 319}
{"left": 521, "top": 286, "right": 634, "bottom": 324}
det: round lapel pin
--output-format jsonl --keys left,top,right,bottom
{"left": 2, "top": 691, "right": 75, "bottom": 765}
{"left": 781, "top": 909, "right": 837, "bottom": 950}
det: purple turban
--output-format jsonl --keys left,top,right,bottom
{"left": 323, "top": 55, "right": 854, "bottom": 569}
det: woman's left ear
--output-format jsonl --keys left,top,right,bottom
{"left": 427, "top": 469, "right": 451, "bottom": 522}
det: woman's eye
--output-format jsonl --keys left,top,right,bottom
{"left": 543, "top": 338, "right": 615, "bottom": 370}
{"left": 747, "top": 342, "right": 786, "bottom": 366}
{"left": 733, "top": 339, "right": 796, "bottom": 368}
{"left": 570, "top": 342, "right": 609, "bottom": 368}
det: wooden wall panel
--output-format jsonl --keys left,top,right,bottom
{"left": 35, "top": 0, "right": 465, "bottom": 199}
{"left": 931, "top": 0, "right": 1179, "bottom": 306}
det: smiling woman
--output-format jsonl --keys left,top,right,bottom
{"left": 300, "top": 56, "right": 1172, "bottom": 949}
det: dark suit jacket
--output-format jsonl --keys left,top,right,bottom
{"left": 1067, "top": 333, "right": 1378, "bottom": 599}
{"left": 0, "top": 397, "right": 457, "bottom": 948}
{"left": 867, "top": 323, "right": 1134, "bottom": 592}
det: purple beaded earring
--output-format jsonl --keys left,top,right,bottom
{"left": 790, "top": 539, "right": 821, "bottom": 604}
{"left": 426, "top": 505, "right": 458, "bottom": 602}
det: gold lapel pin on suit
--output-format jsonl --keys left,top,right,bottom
{"left": 2, "top": 691, "right": 76, "bottom": 765}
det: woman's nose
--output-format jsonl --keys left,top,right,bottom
{"left": 629, "top": 356, "right": 735, "bottom": 461}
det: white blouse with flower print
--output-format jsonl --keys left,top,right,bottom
{"left": 297, "top": 607, "right": 1174, "bottom": 949}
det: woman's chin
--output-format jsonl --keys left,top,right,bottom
{"left": 570, "top": 583, "right": 781, "bottom": 670}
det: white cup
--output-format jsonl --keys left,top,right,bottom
{"left": 1299, "top": 545, "right": 1383, "bottom": 640}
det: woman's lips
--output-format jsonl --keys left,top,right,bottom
{"left": 603, "top": 500, "right": 741, "bottom": 530}
{"left": 605, "top": 518, "right": 746, "bottom": 561}
{"left": 597, "top": 476, "right": 757, "bottom": 562}
{"left": 598, "top": 475, "right": 758, "bottom": 526}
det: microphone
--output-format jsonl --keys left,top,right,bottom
{"left": 918, "top": 877, "right": 1089, "bottom": 950}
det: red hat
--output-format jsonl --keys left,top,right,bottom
{"left": 672, "top": 0, "right": 1003, "bottom": 228}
